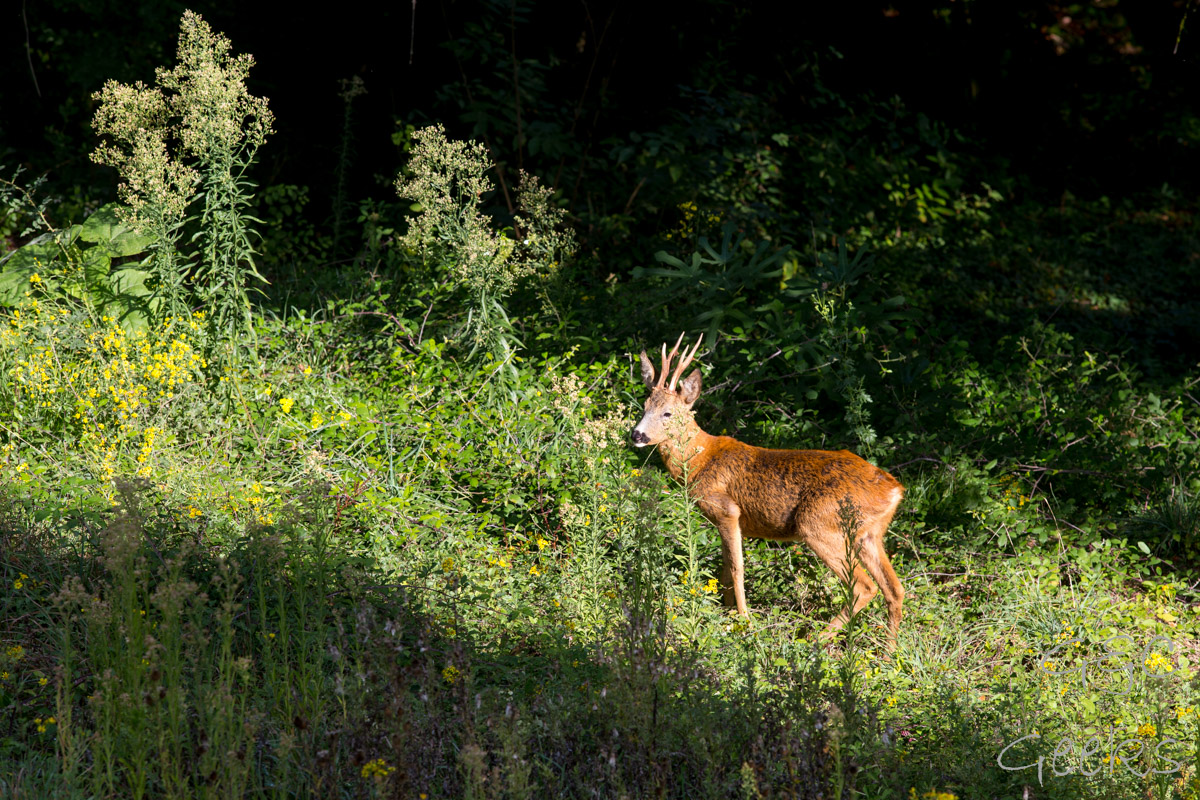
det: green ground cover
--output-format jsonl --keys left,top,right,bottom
{"left": 2, "top": 10, "right": 1199, "bottom": 799}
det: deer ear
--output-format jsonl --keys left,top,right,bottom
{"left": 639, "top": 351, "right": 656, "bottom": 388}
{"left": 679, "top": 368, "right": 702, "bottom": 404}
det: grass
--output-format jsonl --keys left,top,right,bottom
{"left": 1, "top": 18, "right": 1199, "bottom": 795}
{"left": 1, "top": 304, "right": 1197, "bottom": 798}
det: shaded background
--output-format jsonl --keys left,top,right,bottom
{"left": 3, "top": 0, "right": 1199, "bottom": 397}
{"left": 5, "top": 1, "right": 1200, "bottom": 223}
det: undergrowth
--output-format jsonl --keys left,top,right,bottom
{"left": 1, "top": 9, "right": 1199, "bottom": 800}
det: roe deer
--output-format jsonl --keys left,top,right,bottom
{"left": 631, "top": 334, "right": 906, "bottom": 650}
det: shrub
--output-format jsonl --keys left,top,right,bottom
{"left": 395, "top": 124, "right": 575, "bottom": 369}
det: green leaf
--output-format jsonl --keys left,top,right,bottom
{"left": 1, "top": 239, "right": 61, "bottom": 273}
{"left": 79, "top": 205, "right": 121, "bottom": 243}
{"left": 107, "top": 267, "right": 153, "bottom": 298}
{"left": 83, "top": 247, "right": 112, "bottom": 284}
{"left": 80, "top": 204, "right": 154, "bottom": 256}
{"left": 652, "top": 251, "right": 690, "bottom": 269}
{"left": 107, "top": 229, "right": 154, "bottom": 258}
{"left": 0, "top": 270, "right": 33, "bottom": 306}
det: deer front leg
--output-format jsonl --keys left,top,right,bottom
{"left": 719, "top": 521, "right": 748, "bottom": 615}
{"left": 702, "top": 494, "right": 747, "bottom": 616}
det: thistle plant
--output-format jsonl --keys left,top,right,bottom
{"left": 395, "top": 124, "right": 575, "bottom": 365}
{"left": 91, "top": 10, "right": 273, "bottom": 344}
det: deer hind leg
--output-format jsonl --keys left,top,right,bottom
{"left": 856, "top": 510, "right": 905, "bottom": 651}
{"left": 804, "top": 532, "right": 878, "bottom": 642}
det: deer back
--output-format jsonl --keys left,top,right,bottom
{"left": 684, "top": 439, "right": 903, "bottom": 533}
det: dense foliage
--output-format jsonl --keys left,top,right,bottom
{"left": 2, "top": 3, "right": 1200, "bottom": 799}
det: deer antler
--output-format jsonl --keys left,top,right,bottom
{"left": 656, "top": 332, "right": 685, "bottom": 389}
{"left": 667, "top": 334, "right": 703, "bottom": 392}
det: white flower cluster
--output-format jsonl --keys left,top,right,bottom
{"left": 91, "top": 11, "right": 273, "bottom": 233}
{"left": 395, "top": 125, "right": 575, "bottom": 298}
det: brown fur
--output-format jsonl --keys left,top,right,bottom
{"left": 632, "top": 345, "right": 906, "bottom": 650}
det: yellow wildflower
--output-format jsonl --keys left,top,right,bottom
{"left": 360, "top": 758, "right": 395, "bottom": 779}
{"left": 1144, "top": 651, "right": 1174, "bottom": 674}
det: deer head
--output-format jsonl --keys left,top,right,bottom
{"left": 631, "top": 333, "right": 704, "bottom": 448}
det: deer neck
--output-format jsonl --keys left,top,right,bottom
{"left": 657, "top": 420, "right": 716, "bottom": 484}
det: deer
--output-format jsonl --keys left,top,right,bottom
{"left": 631, "top": 334, "right": 906, "bottom": 651}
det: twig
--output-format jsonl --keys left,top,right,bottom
{"left": 889, "top": 456, "right": 956, "bottom": 473}
{"left": 417, "top": 298, "right": 435, "bottom": 346}
{"left": 332, "top": 310, "right": 420, "bottom": 353}
{"left": 1177, "top": 0, "right": 1194, "bottom": 55}
{"left": 510, "top": 0, "right": 523, "bottom": 174}
{"left": 711, "top": 360, "right": 831, "bottom": 395}
{"left": 1013, "top": 463, "right": 1148, "bottom": 477}
{"left": 622, "top": 177, "right": 647, "bottom": 215}
{"left": 409, "top": 0, "right": 418, "bottom": 65}
{"left": 22, "top": 0, "right": 40, "bottom": 98}
{"left": 552, "top": 4, "right": 616, "bottom": 191}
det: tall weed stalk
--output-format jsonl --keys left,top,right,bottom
{"left": 333, "top": 76, "right": 366, "bottom": 255}
{"left": 92, "top": 10, "right": 273, "bottom": 345}
{"left": 831, "top": 498, "right": 866, "bottom": 800}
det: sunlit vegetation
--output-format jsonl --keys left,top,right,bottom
{"left": 3, "top": 5, "right": 1200, "bottom": 799}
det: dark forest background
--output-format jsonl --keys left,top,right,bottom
{"left": 6, "top": 1, "right": 1200, "bottom": 243}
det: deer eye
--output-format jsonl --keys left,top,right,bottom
{"left": 662, "top": 412, "right": 672, "bottom": 418}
